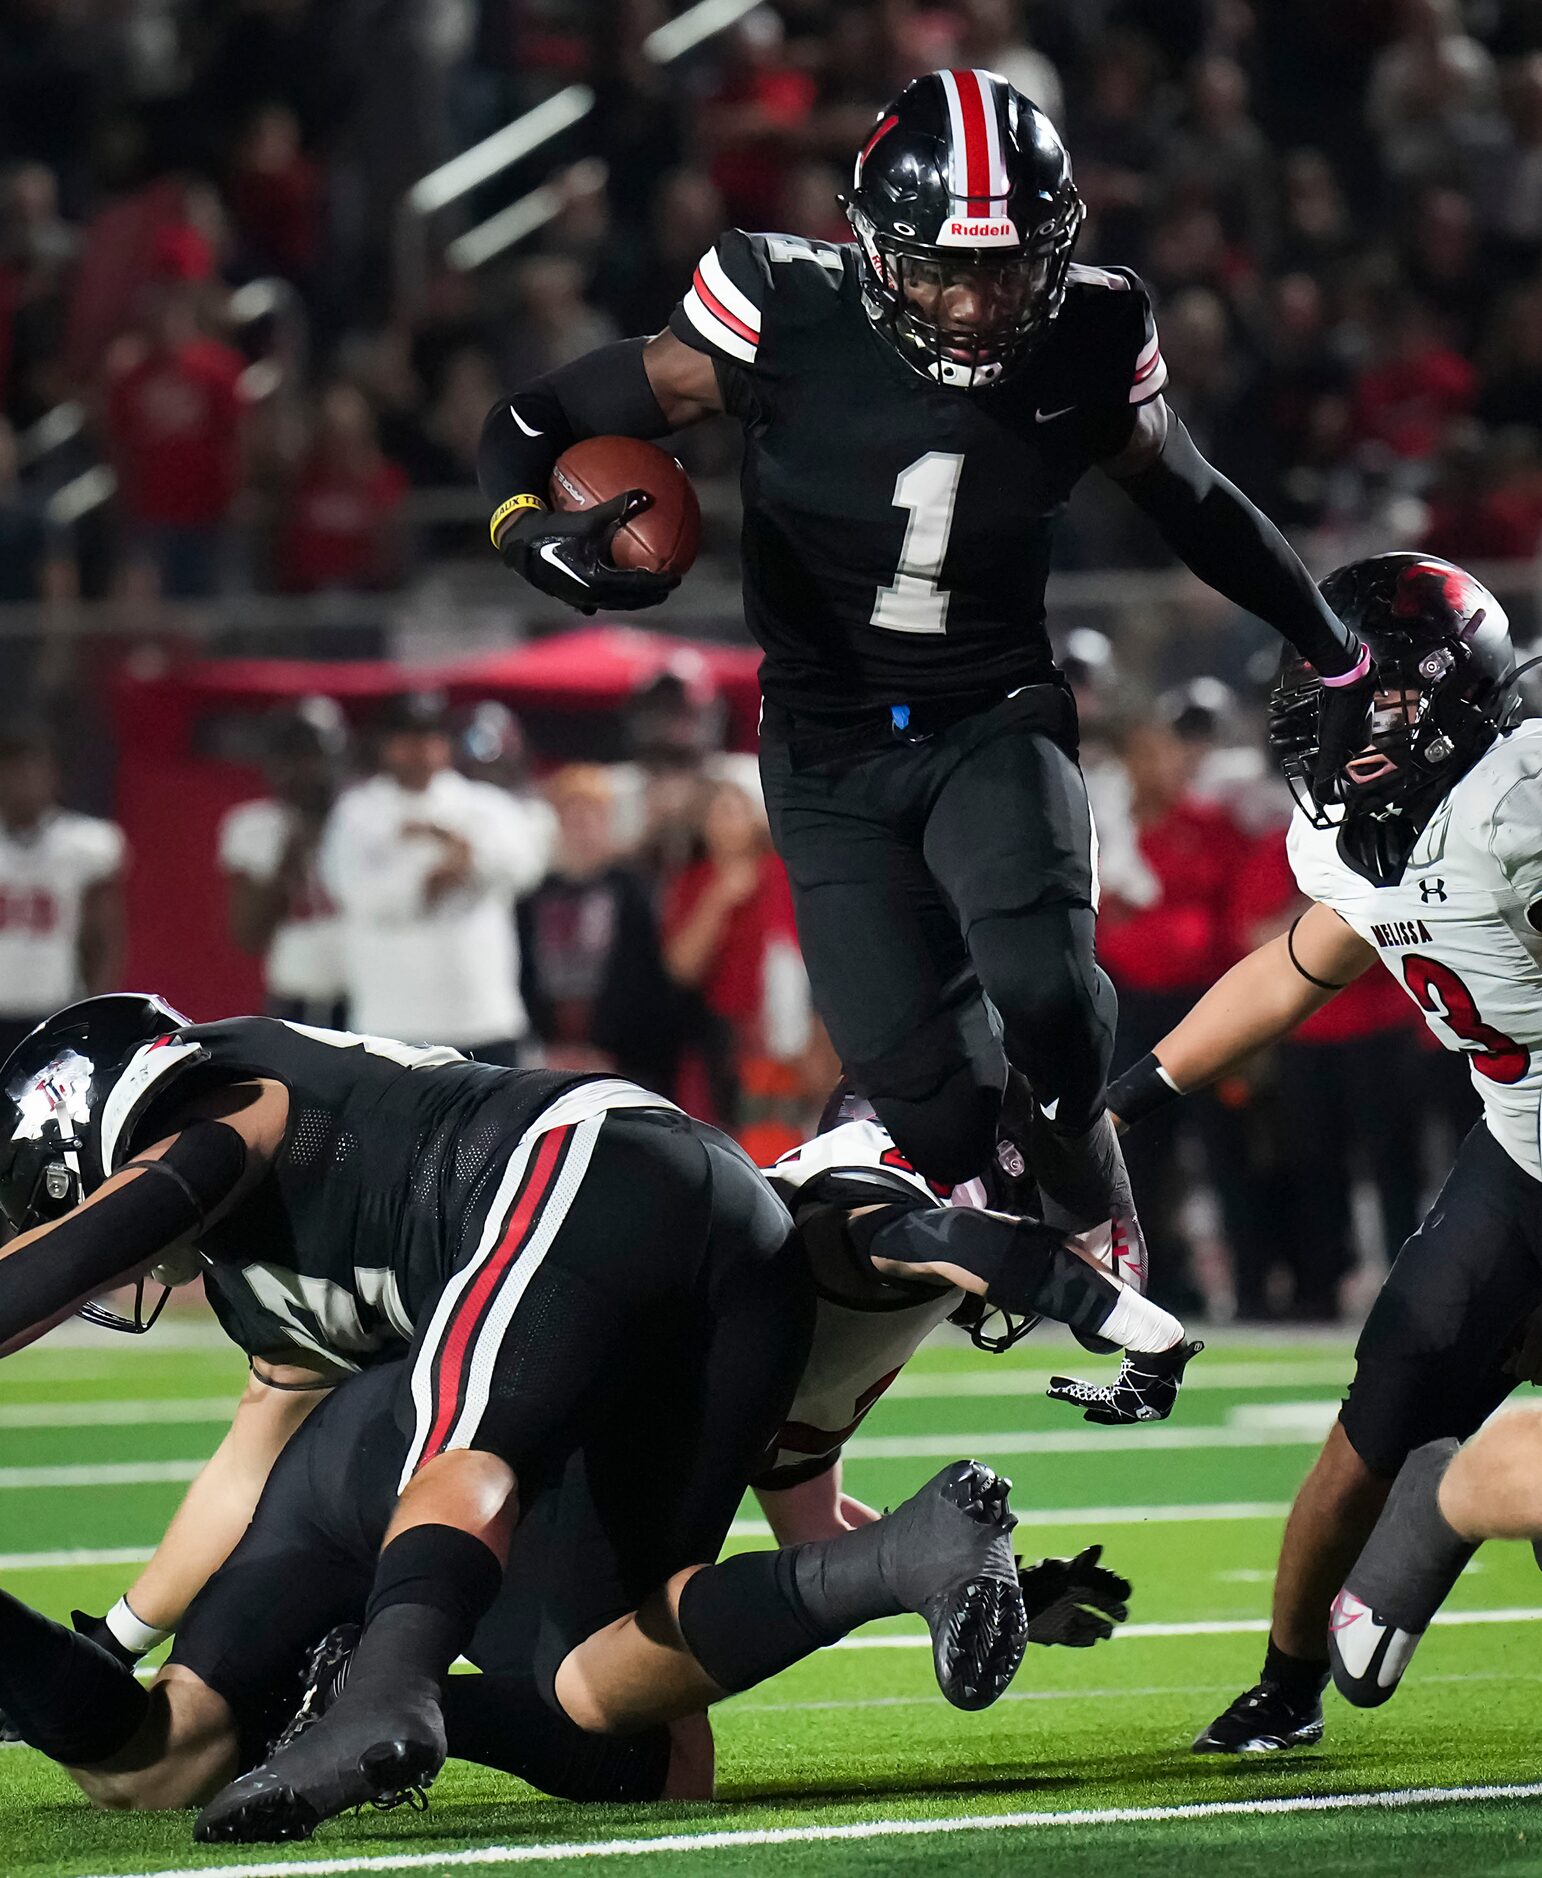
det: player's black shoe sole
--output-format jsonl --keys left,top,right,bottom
{"left": 194, "top": 1736, "right": 438, "bottom": 1844}
{"left": 888, "top": 1459, "right": 1029, "bottom": 1710}
{"left": 1329, "top": 1437, "right": 1477, "bottom": 1709}
{"left": 1192, "top": 1679, "right": 1325, "bottom": 1753}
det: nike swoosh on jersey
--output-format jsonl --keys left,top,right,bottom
{"left": 1035, "top": 405, "right": 1076, "bottom": 424}
{"left": 510, "top": 405, "right": 543, "bottom": 438}
{"left": 538, "top": 541, "right": 587, "bottom": 585}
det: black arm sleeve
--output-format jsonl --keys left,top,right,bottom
{"left": 477, "top": 337, "right": 673, "bottom": 528}
{"left": 1116, "top": 415, "right": 1361, "bottom": 677}
{"left": 852, "top": 1205, "right": 1122, "bottom": 1343}
{"left": 0, "top": 1122, "right": 245, "bottom": 1349}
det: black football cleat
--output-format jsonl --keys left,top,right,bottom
{"left": 195, "top": 1674, "right": 443, "bottom": 1844}
{"left": 267, "top": 1623, "right": 359, "bottom": 1759}
{"left": 1192, "top": 1677, "right": 1325, "bottom": 1754}
{"left": 875, "top": 1459, "right": 1029, "bottom": 1710}
{"left": 1329, "top": 1437, "right": 1477, "bottom": 1709}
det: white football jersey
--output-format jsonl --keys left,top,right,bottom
{"left": 1287, "top": 720, "right": 1542, "bottom": 1182}
{"left": 0, "top": 809, "right": 124, "bottom": 1016}
{"left": 218, "top": 798, "right": 345, "bottom": 1004}
{"left": 757, "top": 1118, "right": 991, "bottom": 1485}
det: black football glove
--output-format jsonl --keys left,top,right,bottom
{"left": 1018, "top": 1544, "right": 1131, "bottom": 1647}
{"left": 1046, "top": 1338, "right": 1204, "bottom": 1426}
{"left": 1311, "top": 660, "right": 1374, "bottom": 806}
{"left": 499, "top": 489, "right": 680, "bottom": 615}
{"left": 71, "top": 1608, "right": 142, "bottom": 1667}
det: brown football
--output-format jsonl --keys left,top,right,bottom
{"left": 549, "top": 436, "right": 701, "bottom": 576}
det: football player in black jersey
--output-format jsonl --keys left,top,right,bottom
{"left": 479, "top": 68, "right": 1372, "bottom": 1271}
{"left": 0, "top": 993, "right": 1200, "bottom": 1837}
{"left": 0, "top": 1358, "right": 1139, "bottom": 1826}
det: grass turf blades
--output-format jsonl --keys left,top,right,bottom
{"left": 3, "top": 1327, "right": 1542, "bottom": 1876}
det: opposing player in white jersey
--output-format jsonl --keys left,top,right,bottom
{"left": 756, "top": 1091, "right": 1188, "bottom": 1537}
{"left": 1102, "top": 552, "right": 1542, "bottom": 1755}
{"left": 0, "top": 728, "right": 125, "bottom": 1063}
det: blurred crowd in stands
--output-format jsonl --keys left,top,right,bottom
{"left": 0, "top": 0, "right": 1528, "bottom": 1320}
{"left": 0, "top": 640, "right": 1484, "bottom": 1325}
{"left": 10, "top": 1, "right": 1542, "bottom": 605}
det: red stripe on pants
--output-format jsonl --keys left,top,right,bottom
{"left": 416, "top": 1124, "right": 574, "bottom": 1469}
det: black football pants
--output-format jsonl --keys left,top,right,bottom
{"left": 761, "top": 692, "right": 1116, "bottom": 1187}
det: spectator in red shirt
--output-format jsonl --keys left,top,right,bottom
{"left": 1351, "top": 298, "right": 1476, "bottom": 460}
{"left": 698, "top": 10, "right": 818, "bottom": 229}
{"left": 103, "top": 275, "right": 246, "bottom": 598}
{"left": 277, "top": 383, "right": 407, "bottom": 594}
{"left": 1229, "top": 832, "right": 1423, "bottom": 1321}
{"left": 662, "top": 774, "right": 805, "bottom": 1134}
{"left": 227, "top": 103, "right": 322, "bottom": 289}
{"left": 1098, "top": 722, "right": 1250, "bottom": 995}
{"left": 1099, "top": 718, "right": 1252, "bottom": 1312}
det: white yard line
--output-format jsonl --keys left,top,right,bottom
{"left": 0, "top": 1398, "right": 234, "bottom": 1429}
{"left": 726, "top": 1501, "right": 1293, "bottom": 1541}
{"left": 0, "top": 1425, "right": 1329, "bottom": 1490}
{"left": 843, "top": 1423, "right": 1327, "bottom": 1459}
{"left": 836, "top": 1606, "right": 1542, "bottom": 1649}
{"left": 0, "top": 1460, "right": 203, "bottom": 1489}
{"left": 70, "top": 1782, "right": 1542, "bottom": 1878}
{"left": 735, "top": 1668, "right": 1531, "bottom": 1717}
{"left": 1, "top": 1503, "right": 1295, "bottom": 1568}
{"left": 0, "top": 1544, "right": 154, "bottom": 1571}
{"left": 891, "top": 1363, "right": 1348, "bottom": 1397}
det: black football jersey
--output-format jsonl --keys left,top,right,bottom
{"left": 668, "top": 233, "right": 1165, "bottom": 726}
{"left": 108, "top": 1017, "right": 600, "bottom": 1371}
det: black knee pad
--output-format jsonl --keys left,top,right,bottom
{"left": 869, "top": 1074, "right": 1001, "bottom": 1189}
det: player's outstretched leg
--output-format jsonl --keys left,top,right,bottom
{"left": 1329, "top": 1438, "right": 1476, "bottom": 1708}
{"left": 195, "top": 1517, "right": 502, "bottom": 1843}
{"left": 674, "top": 1459, "right": 1028, "bottom": 1712}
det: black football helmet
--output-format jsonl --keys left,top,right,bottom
{"left": 842, "top": 68, "right": 1084, "bottom": 390}
{"left": 1270, "top": 554, "right": 1525, "bottom": 884}
{"left": 0, "top": 994, "right": 199, "bottom": 1332}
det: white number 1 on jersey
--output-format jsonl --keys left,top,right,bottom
{"left": 871, "top": 451, "right": 963, "bottom": 636}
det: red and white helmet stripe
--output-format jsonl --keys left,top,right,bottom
{"left": 938, "top": 69, "right": 1011, "bottom": 215}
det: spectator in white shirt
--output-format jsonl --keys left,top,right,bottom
{"left": 218, "top": 698, "right": 350, "bottom": 1028}
{"left": 0, "top": 728, "right": 126, "bottom": 1062}
{"left": 319, "top": 691, "right": 549, "bottom": 1060}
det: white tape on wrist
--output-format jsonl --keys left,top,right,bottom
{"left": 1099, "top": 1286, "right": 1184, "bottom": 1355}
{"left": 105, "top": 1595, "right": 172, "bottom": 1656}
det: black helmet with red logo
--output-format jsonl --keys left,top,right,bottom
{"left": 0, "top": 994, "right": 201, "bottom": 1331}
{"left": 1270, "top": 553, "right": 1525, "bottom": 881}
{"left": 842, "top": 68, "right": 1084, "bottom": 390}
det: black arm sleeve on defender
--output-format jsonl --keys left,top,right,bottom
{"left": 853, "top": 1206, "right": 1122, "bottom": 1344}
{"left": 477, "top": 337, "right": 673, "bottom": 517}
{"left": 1115, "top": 416, "right": 1360, "bottom": 677}
{"left": 0, "top": 1122, "right": 245, "bottom": 1348}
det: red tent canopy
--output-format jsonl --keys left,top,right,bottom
{"left": 112, "top": 627, "right": 764, "bottom": 1018}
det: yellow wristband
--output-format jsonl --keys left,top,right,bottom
{"left": 490, "top": 493, "right": 545, "bottom": 547}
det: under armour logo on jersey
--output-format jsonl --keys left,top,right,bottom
{"left": 1419, "top": 878, "right": 1449, "bottom": 904}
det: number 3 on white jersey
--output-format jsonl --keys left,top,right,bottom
{"left": 871, "top": 451, "right": 963, "bottom": 636}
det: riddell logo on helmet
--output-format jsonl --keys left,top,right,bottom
{"left": 949, "top": 220, "right": 1012, "bottom": 237}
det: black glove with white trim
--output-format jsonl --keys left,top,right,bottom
{"left": 1046, "top": 1339, "right": 1204, "bottom": 1426}
{"left": 1018, "top": 1545, "right": 1131, "bottom": 1647}
{"left": 499, "top": 489, "right": 680, "bottom": 615}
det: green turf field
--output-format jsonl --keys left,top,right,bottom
{"left": 4, "top": 1322, "right": 1542, "bottom": 1877}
